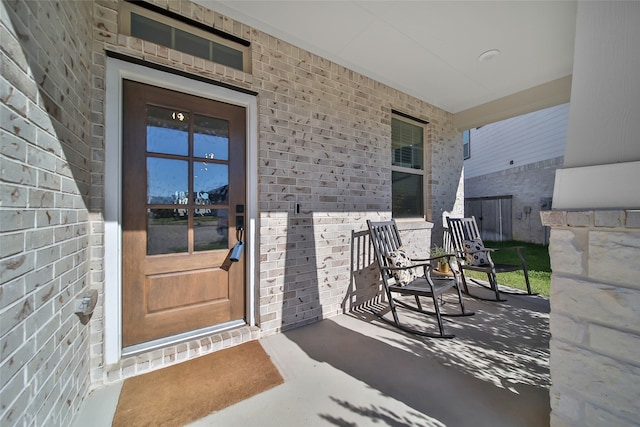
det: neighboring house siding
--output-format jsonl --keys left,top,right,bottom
{"left": 0, "top": 2, "right": 465, "bottom": 425}
{"left": 465, "top": 103, "right": 568, "bottom": 179}
{"left": 464, "top": 103, "right": 569, "bottom": 244}
{"left": 1, "top": 1, "right": 94, "bottom": 426}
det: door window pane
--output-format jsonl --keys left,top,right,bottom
{"left": 194, "top": 115, "right": 229, "bottom": 160}
{"left": 147, "top": 209, "right": 188, "bottom": 255}
{"left": 147, "top": 105, "right": 189, "bottom": 156}
{"left": 392, "top": 171, "right": 423, "bottom": 218}
{"left": 194, "top": 209, "right": 228, "bottom": 251}
{"left": 147, "top": 157, "right": 188, "bottom": 204}
{"left": 194, "top": 163, "right": 228, "bottom": 204}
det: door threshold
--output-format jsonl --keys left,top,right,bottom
{"left": 122, "top": 319, "right": 247, "bottom": 358}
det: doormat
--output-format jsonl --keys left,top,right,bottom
{"left": 112, "top": 340, "right": 283, "bottom": 427}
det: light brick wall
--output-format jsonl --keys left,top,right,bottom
{"left": 541, "top": 210, "right": 640, "bottom": 426}
{"left": 0, "top": 2, "right": 464, "bottom": 419}
{"left": 1, "top": 1, "right": 94, "bottom": 426}
{"left": 466, "top": 156, "right": 563, "bottom": 244}
{"left": 86, "top": 0, "right": 462, "bottom": 386}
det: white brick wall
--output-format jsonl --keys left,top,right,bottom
{"left": 541, "top": 210, "right": 640, "bottom": 426}
{"left": 1, "top": 1, "right": 94, "bottom": 426}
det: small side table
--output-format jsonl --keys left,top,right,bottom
{"left": 431, "top": 268, "right": 455, "bottom": 279}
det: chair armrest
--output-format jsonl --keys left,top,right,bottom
{"left": 412, "top": 254, "right": 456, "bottom": 263}
{"left": 464, "top": 248, "right": 496, "bottom": 255}
{"left": 488, "top": 245, "right": 524, "bottom": 251}
{"left": 383, "top": 261, "right": 432, "bottom": 272}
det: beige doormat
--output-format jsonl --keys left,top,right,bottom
{"left": 112, "top": 340, "right": 283, "bottom": 427}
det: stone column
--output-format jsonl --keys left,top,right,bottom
{"left": 541, "top": 210, "right": 640, "bottom": 425}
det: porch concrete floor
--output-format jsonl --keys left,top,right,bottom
{"left": 75, "top": 287, "right": 550, "bottom": 427}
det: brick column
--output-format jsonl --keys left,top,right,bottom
{"left": 541, "top": 210, "right": 640, "bottom": 426}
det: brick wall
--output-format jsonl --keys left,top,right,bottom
{"left": 1, "top": 1, "right": 464, "bottom": 419}
{"left": 466, "top": 156, "right": 563, "bottom": 244}
{"left": 87, "top": 0, "right": 463, "bottom": 385}
{"left": 1, "top": 1, "right": 94, "bottom": 426}
{"left": 541, "top": 210, "right": 640, "bottom": 426}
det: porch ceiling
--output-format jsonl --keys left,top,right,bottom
{"left": 198, "top": 0, "right": 577, "bottom": 128}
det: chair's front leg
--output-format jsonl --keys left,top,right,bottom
{"left": 487, "top": 270, "right": 501, "bottom": 300}
{"left": 459, "top": 269, "right": 471, "bottom": 294}
{"left": 516, "top": 247, "right": 533, "bottom": 294}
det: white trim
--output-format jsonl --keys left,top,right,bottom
{"left": 553, "top": 161, "right": 640, "bottom": 210}
{"left": 122, "top": 319, "right": 245, "bottom": 357}
{"left": 104, "top": 57, "right": 258, "bottom": 365}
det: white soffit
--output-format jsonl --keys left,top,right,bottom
{"left": 198, "top": 0, "right": 577, "bottom": 115}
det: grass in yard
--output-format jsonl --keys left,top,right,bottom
{"left": 462, "top": 240, "right": 551, "bottom": 296}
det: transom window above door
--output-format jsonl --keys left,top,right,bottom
{"left": 119, "top": 1, "right": 251, "bottom": 73}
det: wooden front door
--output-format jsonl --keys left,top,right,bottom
{"left": 122, "top": 80, "right": 246, "bottom": 348}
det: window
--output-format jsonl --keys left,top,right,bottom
{"left": 463, "top": 129, "right": 470, "bottom": 159}
{"left": 391, "top": 116, "right": 426, "bottom": 218}
{"left": 120, "top": 2, "right": 251, "bottom": 73}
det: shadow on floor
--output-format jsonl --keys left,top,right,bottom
{"left": 285, "top": 289, "right": 550, "bottom": 427}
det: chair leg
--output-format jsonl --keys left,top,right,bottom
{"left": 372, "top": 287, "right": 455, "bottom": 338}
{"left": 523, "top": 268, "right": 533, "bottom": 294}
{"left": 454, "top": 283, "right": 474, "bottom": 317}
{"left": 389, "top": 295, "right": 401, "bottom": 325}
{"left": 459, "top": 270, "right": 471, "bottom": 294}
{"left": 430, "top": 294, "right": 446, "bottom": 337}
{"left": 488, "top": 272, "right": 501, "bottom": 301}
{"left": 461, "top": 270, "right": 507, "bottom": 302}
{"left": 516, "top": 248, "right": 535, "bottom": 295}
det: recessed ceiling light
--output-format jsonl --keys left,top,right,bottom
{"left": 478, "top": 49, "right": 501, "bottom": 62}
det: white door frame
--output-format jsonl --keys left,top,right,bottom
{"left": 104, "top": 57, "right": 258, "bottom": 365}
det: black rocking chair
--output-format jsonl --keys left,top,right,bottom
{"left": 367, "top": 219, "right": 474, "bottom": 339}
{"left": 446, "top": 216, "right": 536, "bottom": 302}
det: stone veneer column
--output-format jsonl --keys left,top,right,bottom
{"left": 541, "top": 210, "right": 640, "bottom": 426}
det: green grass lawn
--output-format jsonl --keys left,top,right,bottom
{"left": 462, "top": 240, "right": 551, "bottom": 296}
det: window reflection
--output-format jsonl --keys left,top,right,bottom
{"left": 147, "top": 158, "right": 188, "bottom": 204}
{"left": 194, "top": 209, "right": 228, "bottom": 251}
{"left": 147, "top": 209, "right": 188, "bottom": 255}
{"left": 147, "top": 105, "right": 189, "bottom": 156}
{"left": 392, "top": 171, "right": 424, "bottom": 218}
{"left": 194, "top": 163, "right": 228, "bottom": 205}
{"left": 194, "top": 115, "right": 229, "bottom": 160}
{"left": 144, "top": 107, "right": 232, "bottom": 254}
